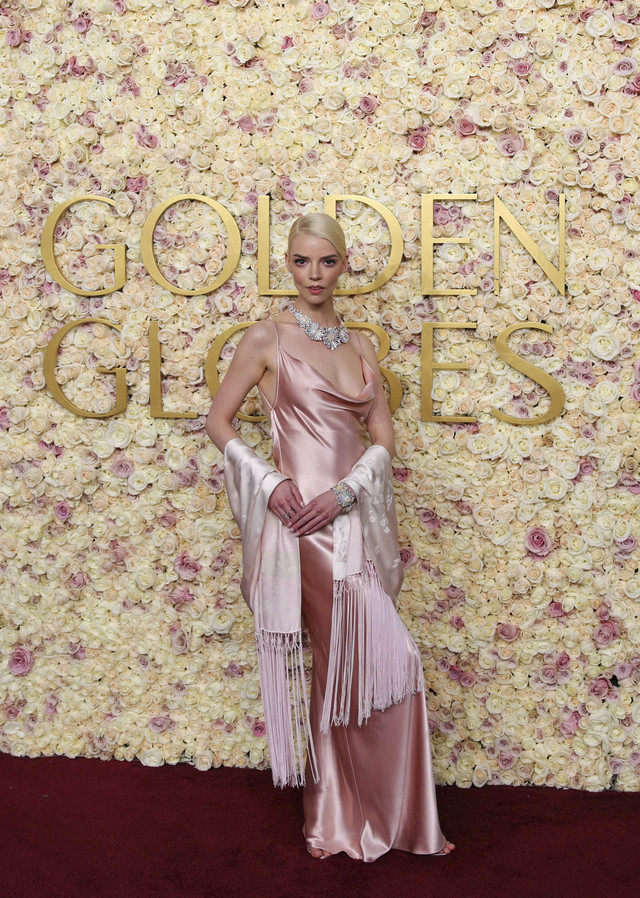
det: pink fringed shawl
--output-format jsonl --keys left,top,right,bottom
{"left": 223, "top": 439, "right": 423, "bottom": 788}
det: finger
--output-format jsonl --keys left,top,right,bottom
{"left": 288, "top": 501, "right": 315, "bottom": 524}
{"left": 281, "top": 488, "right": 302, "bottom": 512}
{"left": 290, "top": 483, "right": 304, "bottom": 507}
{"left": 296, "top": 517, "right": 329, "bottom": 536}
{"left": 290, "top": 511, "right": 315, "bottom": 530}
{"left": 293, "top": 510, "right": 328, "bottom": 534}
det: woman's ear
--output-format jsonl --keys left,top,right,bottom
{"left": 285, "top": 252, "right": 292, "bottom": 274}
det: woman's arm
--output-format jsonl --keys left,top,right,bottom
{"left": 359, "top": 335, "right": 396, "bottom": 458}
{"left": 205, "top": 321, "right": 274, "bottom": 452}
{"left": 205, "top": 321, "right": 305, "bottom": 523}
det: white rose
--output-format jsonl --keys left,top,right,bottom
{"left": 588, "top": 331, "right": 620, "bottom": 361}
{"left": 105, "top": 421, "right": 132, "bottom": 449}
{"left": 585, "top": 10, "right": 613, "bottom": 37}
{"left": 542, "top": 477, "right": 569, "bottom": 501}
{"left": 139, "top": 750, "right": 165, "bottom": 767}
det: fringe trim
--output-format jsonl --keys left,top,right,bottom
{"left": 321, "top": 560, "right": 424, "bottom": 734}
{"left": 255, "top": 629, "right": 318, "bottom": 789}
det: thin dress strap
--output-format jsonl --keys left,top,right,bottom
{"left": 269, "top": 319, "right": 280, "bottom": 411}
{"left": 352, "top": 327, "right": 365, "bottom": 358}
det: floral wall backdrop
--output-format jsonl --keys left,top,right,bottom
{"left": 1, "top": 0, "right": 640, "bottom": 790}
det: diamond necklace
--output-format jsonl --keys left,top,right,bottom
{"left": 290, "top": 305, "right": 349, "bottom": 351}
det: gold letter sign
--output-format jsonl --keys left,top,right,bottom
{"left": 41, "top": 196, "right": 126, "bottom": 296}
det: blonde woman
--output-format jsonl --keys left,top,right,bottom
{"left": 206, "top": 213, "right": 453, "bottom": 861}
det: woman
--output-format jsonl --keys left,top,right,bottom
{"left": 206, "top": 213, "right": 453, "bottom": 861}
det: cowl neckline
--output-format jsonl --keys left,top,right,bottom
{"left": 278, "top": 344, "right": 376, "bottom": 403}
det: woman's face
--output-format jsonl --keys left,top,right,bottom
{"left": 285, "top": 233, "right": 346, "bottom": 307}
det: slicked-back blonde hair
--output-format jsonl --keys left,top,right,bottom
{"left": 287, "top": 213, "right": 347, "bottom": 262}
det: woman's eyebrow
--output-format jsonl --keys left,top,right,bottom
{"left": 292, "top": 253, "right": 339, "bottom": 261}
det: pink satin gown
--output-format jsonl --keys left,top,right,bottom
{"left": 261, "top": 322, "right": 446, "bottom": 862}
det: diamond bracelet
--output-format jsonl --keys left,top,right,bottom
{"left": 331, "top": 482, "right": 357, "bottom": 514}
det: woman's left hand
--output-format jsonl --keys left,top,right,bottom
{"left": 289, "top": 490, "right": 343, "bottom": 536}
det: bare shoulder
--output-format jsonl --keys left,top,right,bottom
{"left": 355, "top": 331, "right": 380, "bottom": 367}
{"left": 237, "top": 318, "right": 277, "bottom": 352}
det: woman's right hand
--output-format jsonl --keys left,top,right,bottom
{"left": 268, "top": 479, "right": 304, "bottom": 527}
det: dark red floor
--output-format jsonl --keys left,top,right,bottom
{"left": 1, "top": 752, "right": 638, "bottom": 898}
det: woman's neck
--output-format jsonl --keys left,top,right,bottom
{"left": 293, "top": 297, "right": 339, "bottom": 327}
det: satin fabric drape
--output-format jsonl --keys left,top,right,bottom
{"left": 245, "top": 322, "right": 446, "bottom": 860}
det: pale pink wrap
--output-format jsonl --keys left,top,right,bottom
{"left": 223, "top": 438, "right": 423, "bottom": 788}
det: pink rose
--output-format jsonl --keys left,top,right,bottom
{"left": 111, "top": 543, "right": 127, "bottom": 563}
{"left": 439, "top": 719, "right": 457, "bottom": 735}
{"left": 238, "top": 115, "right": 254, "bottom": 133}
{"left": 72, "top": 15, "right": 91, "bottom": 33}
{"left": 432, "top": 203, "right": 450, "bottom": 226}
{"left": 136, "top": 125, "right": 159, "bottom": 149}
{"left": 579, "top": 457, "right": 595, "bottom": 476}
{"left": 359, "top": 95, "right": 378, "bottom": 114}
{"left": 176, "top": 467, "right": 198, "bottom": 487}
{"left": 174, "top": 551, "right": 201, "bottom": 580}
{"left": 112, "top": 458, "right": 133, "bottom": 477}
{"left": 616, "top": 536, "right": 637, "bottom": 556}
{"left": 565, "top": 126, "right": 586, "bottom": 147}
{"left": 126, "top": 175, "right": 147, "bottom": 192}
{"left": 496, "top": 623, "right": 520, "bottom": 642}
{"left": 513, "top": 60, "right": 532, "bottom": 77}
{"left": 525, "top": 526, "right": 552, "bottom": 558}
{"left": 446, "top": 585, "right": 465, "bottom": 601}
{"left": 498, "top": 751, "right": 514, "bottom": 770}
{"left": 170, "top": 586, "right": 195, "bottom": 608}
{"left": 224, "top": 662, "right": 243, "bottom": 678}
{"left": 69, "top": 572, "right": 89, "bottom": 589}
{"left": 9, "top": 647, "right": 34, "bottom": 676}
{"left": 55, "top": 501, "right": 72, "bottom": 522}
{"left": 497, "top": 132, "right": 525, "bottom": 157}
{"left": 252, "top": 720, "right": 266, "bottom": 737}
{"left": 560, "top": 711, "right": 581, "bottom": 737}
{"left": 455, "top": 117, "right": 476, "bottom": 138}
{"left": 408, "top": 130, "right": 428, "bottom": 151}
{"left": 419, "top": 508, "right": 441, "bottom": 530}
{"left": 149, "top": 715, "right": 175, "bottom": 733}
{"left": 539, "top": 665, "right": 558, "bottom": 685}
{"left": 614, "top": 663, "right": 633, "bottom": 680}
{"left": 171, "top": 628, "right": 190, "bottom": 654}
{"left": 311, "top": 2, "right": 330, "bottom": 18}
{"left": 589, "top": 677, "right": 610, "bottom": 697}
{"left": 614, "top": 58, "right": 637, "bottom": 75}
{"left": 593, "top": 620, "right": 621, "bottom": 648}
{"left": 68, "top": 642, "right": 86, "bottom": 660}
{"left": 399, "top": 547, "right": 418, "bottom": 569}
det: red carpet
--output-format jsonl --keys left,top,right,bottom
{"left": 1, "top": 752, "right": 638, "bottom": 898}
